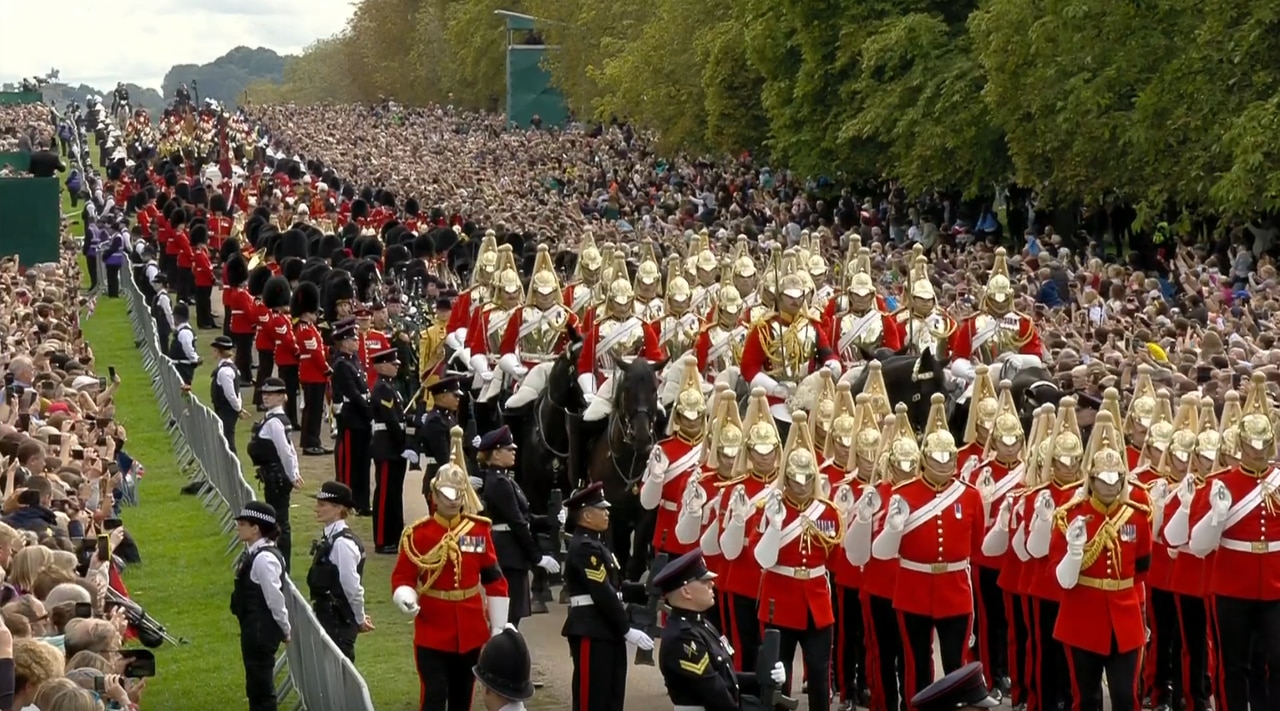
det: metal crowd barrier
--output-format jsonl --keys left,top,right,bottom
{"left": 119, "top": 265, "right": 376, "bottom": 711}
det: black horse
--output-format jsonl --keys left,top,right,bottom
{"left": 849, "top": 349, "right": 959, "bottom": 437}
{"left": 516, "top": 340, "right": 583, "bottom": 515}
{"left": 586, "top": 357, "right": 663, "bottom": 582}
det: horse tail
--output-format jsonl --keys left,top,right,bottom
{"left": 659, "top": 357, "right": 686, "bottom": 406}
{"left": 789, "top": 370, "right": 828, "bottom": 412}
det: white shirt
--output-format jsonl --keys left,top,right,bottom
{"left": 215, "top": 358, "right": 242, "bottom": 411}
{"left": 259, "top": 406, "right": 300, "bottom": 483}
{"left": 497, "top": 704, "right": 527, "bottom": 711}
{"left": 322, "top": 520, "right": 366, "bottom": 622}
{"left": 246, "top": 538, "right": 290, "bottom": 638}
{"left": 175, "top": 325, "right": 198, "bottom": 362}
{"left": 154, "top": 290, "right": 174, "bottom": 328}
{"left": 143, "top": 261, "right": 159, "bottom": 280}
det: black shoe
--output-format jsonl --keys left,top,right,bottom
{"left": 996, "top": 676, "right": 1012, "bottom": 695}
{"left": 375, "top": 545, "right": 398, "bottom": 555}
{"left": 303, "top": 447, "right": 327, "bottom": 456}
{"left": 531, "top": 599, "right": 549, "bottom": 615}
{"left": 355, "top": 508, "right": 373, "bottom": 517}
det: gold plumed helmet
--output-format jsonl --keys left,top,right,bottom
{"left": 1082, "top": 411, "right": 1127, "bottom": 491}
{"left": 473, "top": 231, "right": 500, "bottom": 287}
{"left": 608, "top": 274, "right": 634, "bottom": 305}
{"left": 717, "top": 284, "right": 744, "bottom": 319}
{"left": 1143, "top": 389, "right": 1176, "bottom": 465}
{"left": 826, "top": 382, "right": 858, "bottom": 456}
{"left": 694, "top": 232, "right": 717, "bottom": 275}
{"left": 526, "top": 244, "right": 563, "bottom": 306}
{"left": 777, "top": 411, "right": 821, "bottom": 490}
{"left": 861, "top": 361, "right": 892, "bottom": 421}
{"left": 732, "top": 241, "right": 757, "bottom": 279}
{"left": 778, "top": 270, "right": 808, "bottom": 301}
{"left": 964, "top": 364, "right": 1000, "bottom": 444}
{"left": 909, "top": 253, "right": 936, "bottom": 301}
{"left": 577, "top": 230, "right": 604, "bottom": 275}
{"left": 432, "top": 426, "right": 482, "bottom": 514}
{"left": 807, "top": 251, "right": 829, "bottom": 280}
{"left": 1195, "top": 395, "right": 1221, "bottom": 473}
{"left": 665, "top": 255, "right": 692, "bottom": 310}
{"left": 847, "top": 247, "right": 875, "bottom": 298}
{"left": 1023, "top": 404, "right": 1057, "bottom": 488}
{"left": 1049, "top": 396, "right": 1084, "bottom": 467}
{"left": 1100, "top": 387, "right": 1125, "bottom": 438}
{"left": 986, "top": 380, "right": 1025, "bottom": 452}
{"left": 1126, "top": 364, "right": 1159, "bottom": 429}
{"left": 921, "top": 393, "right": 958, "bottom": 461}
{"left": 809, "top": 370, "right": 838, "bottom": 445}
{"left": 741, "top": 386, "right": 781, "bottom": 460}
{"left": 983, "top": 247, "right": 1014, "bottom": 307}
{"left": 602, "top": 251, "right": 627, "bottom": 288}
{"left": 1238, "top": 372, "right": 1277, "bottom": 458}
{"left": 880, "top": 403, "right": 920, "bottom": 483}
{"left": 706, "top": 389, "right": 744, "bottom": 472}
{"left": 1160, "top": 392, "right": 1201, "bottom": 471}
{"left": 849, "top": 393, "right": 883, "bottom": 470}
{"left": 1220, "top": 390, "right": 1243, "bottom": 461}
{"left": 669, "top": 355, "right": 707, "bottom": 435}
{"left": 634, "top": 241, "right": 662, "bottom": 290}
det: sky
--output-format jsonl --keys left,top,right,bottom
{"left": 1, "top": 0, "right": 355, "bottom": 91}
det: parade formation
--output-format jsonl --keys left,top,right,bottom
{"left": 68, "top": 96, "right": 1280, "bottom": 711}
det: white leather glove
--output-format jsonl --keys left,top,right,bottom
{"left": 625, "top": 628, "right": 655, "bottom": 651}
{"left": 401, "top": 449, "right": 419, "bottom": 464}
{"left": 855, "top": 487, "right": 882, "bottom": 522}
{"left": 469, "top": 476, "right": 485, "bottom": 490}
{"left": 557, "top": 507, "right": 568, "bottom": 525}
{"left": 1176, "top": 476, "right": 1196, "bottom": 510}
{"left": 1150, "top": 479, "right": 1170, "bottom": 507}
{"left": 885, "top": 494, "right": 909, "bottom": 532}
{"left": 1209, "top": 480, "right": 1232, "bottom": 522}
{"left": 498, "top": 353, "right": 525, "bottom": 378}
{"left": 487, "top": 597, "right": 510, "bottom": 636}
{"left": 825, "top": 360, "right": 843, "bottom": 378}
{"left": 727, "top": 485, "right": 750, "bottom": 526}
{"left": 583, "top": 393, "right": 597, "bottom": 406}
{"left": 765, "top": 490, "right": 786, "bottom": 529}
{"left": 1034, "top": 490, "right": 1055, "bottom": 520}
{"left": 996, "top": 497, "right": 1014, "bottom": 531}
{"left": 472, "top": 436, "right": 482, "bottom": 448}
{"left": 577, "top": 372, "right": 597, "bottom": 397}
{"left": 770, "top": 661, "right": 786, "bottom": 684}
{"left": 646, "top": 446, "right": 669, "bottom": 482}
{"left": 834, "top": 485, "right": 856, "bottom": 522}
{"left": 469, "top": 353, "right": 490, "bottom": 376}
{"left": 1065, "top": 516, "right": 1088, "bottom": 556}
{"left": 480, "top": 371, "right": 494, "bottom": 383}
{"left": 393, "top": 586, "right": 420, "bottom": 616}
{"left": 770, "top": 382, "right": 792, "bottom": 399}
{"left": 951, "top": 357, "right": 976, "bottom": 382}
{"left": 538, "top": 554, "right": 561, "bottom": 574}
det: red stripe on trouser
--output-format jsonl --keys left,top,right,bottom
{"left": 1142, "top": 591, "right": 1157, "bottom": 702}
{"left": 861, "top": 593, "right": 887, "bottom": 711}
{"left": 975, "top": 579, "right": 990, "bottom": 676}
{"left": 834, "top": 588, "right": 846, "bottom": 698}
{"left": 896, "top": 612, "right": 918, "bottom": 703}
{"left": 1209, "top": 597, "right": 1228, "bottom": 711}
{"left": 1175, "top": 595, "right": 1191, "bottom": 707}
{"left": 1131, "top": 644, "right": 1144, "bottom": 711}
{"left": 1005, "top": 592, "right": 1023, "bottom": 706}
{"left": 375, "top": 462, "right": 387, "bottom": 547}
{"left": 1064, "top": 645, "right": 1080, "bottom": 711}
{"left": 579, "top": 638, "right": 592, "bottom": 710}
{"left": 1029, "top": 598, "right": 1042, "bottom": 711}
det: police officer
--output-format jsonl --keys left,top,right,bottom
{"left": 247, "top": 378, "right": 303, "bottom": 570}
{"left": 416, "top": 373, "right": 465, "bottom": 501}
{"left": 909, "top": 662, "right": 1000, "bottom": 710}
{"left": 370, "top": 347, "right": 411, "bottom": 554}
{"left": 473, "top": 627, "right": 536, "bottom": 711}
{"left": 561, "top": 481, "right": 654, "bottom": 711}
{"left": 330, "top": 318, "right": 373, "bottom": 514}
{"left": 167, "top": 301, "right": 199, "bottom": 385}
{"left": 654, "top": 548, "right": 788, "bottom": 711}
{"left": 150, "top": 272, "right": 174, "bottom": 349}
{"left": 211, "top": 335, "right": 250, "bottom": 453}
{"left": 478, "top": 425, "right": 561, "bottom": 627}
{"left": 231, "top": 501, "right": 290, "bottom": 711}
{"left": 308, "top": 480, "right": 372, "bottom": 661}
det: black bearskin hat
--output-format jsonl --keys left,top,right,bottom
{"left": 174, "top": 182, "right": 190, "bottom": 203}
{"left": 340, "top": 183, "right": 355, "bottom": 200}
{"left": 262, "top": 275, "right": 292, "bottom": 310}
{"left": 350, "top": 199, "right": 369, "bottom": 221}
{"left": 404, "top": 197, "right": 420, "bottom": 217}
{"left": 247, "top": 265, "right": 273, "bottom": 297}
{"left": 225, "top": 253, "right": 249, "bottom": 287}
{"left": 281, "top": 257, "right": 304, "bottom": 283}
{"left": 340, "top": 221, "right": 360, "bottom": 242}
{"left": 190, "top": 184, "right": 208, "bottom": 208}
{"left": 380, "top": 219, "right": 401, "bottom": 237}
{"left": 253, "top": 205, "right": 272, "bottom": 222}
{"left": 299, "top": 261, "right": 331, "bottom": 286}
{"left": 316, "top": 234, "right": 344, "bottom": 261}
{"left": 352, "top": 260, "right": 381, "bottom": 302}
{"left": 209, "top": 192, "right": 228, "bottom": 215}
{"left": 189, "top": 224, "right": 208, "bottom": 247}
{"left": 413, "top": 232, "right": 436, "bottom": 259}
{"left": 359, "top": 186, "right": 374, "bottom": 203}
{"left": 245, "top": 216, "right": 266, "bottom": 248}
{"left": 290, "top": 281, "right": 320, "bottom": 316}
{"left": 384, "top": 244, "right": 411, "bottom": 275}
{"left": 277, "top": 229, "right": 309, "bottom": 261}
{"left": 322, "top": 270, "right": 356, "bottom": 318}
{"left": 357, "top": 236, "right": 383, "bottom": 261}
{"left": 259, "top": 231, "right": 281, "bottom": 262}
{"left": 380, "top": 190, "right": 397, "bottom": 208}
{"left": 219, "top": 237, "right": 242, "bottom": 263}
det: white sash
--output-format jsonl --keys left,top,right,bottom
{"left": 665, "top": 444, "right": 704, "bottom": 479}
{"left": 971, "top": 317, "right": 999, "bottom": 350}
{"left": 902, "top": 481, "right": 967, "bottom": 535}
{"left": 839, "top": 311, "right": 881, "bottom": 355}
{"left": 597, "top": 316, "right": 643, "bottom": 355}
{"left": 518, "top": 306, "right": 565, "bottom": 339}
{"left": 991, "top": 463, "right": 1025, "bottom": 500}
{"left": 707, "top": 326, "right": 745, "bottom": 362}
{"left": 661, "top": 315, "right": 698, "bottom": 343}
{"left": 1224, "top": 467, "right": 1280, "bottom": 529}
{"left": 486, "top": 309, "right": 511, "bottom": 338}
{"left": 571, "top": 286, "right": 591, "bottom": 313}
{"left": 778, "top": 500, "right": 828, "bottom": 547}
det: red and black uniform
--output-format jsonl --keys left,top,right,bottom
{"left": 252, "top": 298, "right": 274, "bottom": 408}
{"left": 968, "top": 457, "right": 1024, "bottom": 694}
{"left": 192, "top": 245, "right": 216, "bottom": 329}
{"left": 826, "top": 470, "right": 871, "bottom": 707}
{"left": 1026, "top": 480, "right": 1084, "bottom": 711}
{"left": 295, "top": 319, "right": 329, "bottom": 452}
{"left": 225, "top": 284, "right": 257, "bottom": 384}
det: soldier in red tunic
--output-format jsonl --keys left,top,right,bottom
{"left": 750, "top": 411, "right": 844, "bottom": 710}
{"left": 391, "top": 427, "right": 510, "bottom": 711}
{"left": 1187, "top": 373, "right": 1280, "bottom": 711}
{"left": 1124, "top": 365, "right": 1160, "bottom": 471}
{"left": 958, "top": 365, "right": 999, "bottom": 479}
{"left": 948, "top": 248, "right": 1045, "bottom": 386}
{"left": 1049, "top": 410, "right": 1152, "bottom": 711}
{"left": 640, "top": 356, "right": 707, "bottom": 560}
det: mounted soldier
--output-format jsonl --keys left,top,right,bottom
{"left": 563, "top": 231, "right": 606, "bottom": 319}
{"left": 694, "top": 284, "right": 747, "bottom": 384}
{"left": 658, "top": 255, "right": 701, "bottom": 363}
{"left": 829, "top": 246, "right": 901, "bottom": 365}
{"left": 893, "top": 249, "right": 957, "bottom": 360}
{"left": 633, "top": 241, "right": 665, "bottom": 324}
{"left": 466, "top": 246, "right": 523, "bottom": 405}
{"left": 501, "top": 245, "right": 579, "bottom": 409}
{"left": 949, "top": 248, "right": 1045, "bottom": 387}
{"left": 687, "top": 231, "right": 721, "bottom": 319}
{"left": 445, "top": 230, "right": 500, "bottom": 363}
{"left": 577, "top": 270, "right": 664, "bottom": 423}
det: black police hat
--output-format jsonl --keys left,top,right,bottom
{"left": 910, "top": 662, "right": 998, "bottom": 710}
{"left": 434, "top": 297, "right": 452, "bottom": 312}
{"left": 650, "top": 548, "right": 717, "bottom": 595}
{"left": 211, "top": 335, "right": 235, "bottom": 351}
{"left": 473, "top": 627, "right": 535, "bottom": 701}
{"left": 311, "top": 481, "right": 356, "bottom": 509}
{"left": 371, "top": 348, "right": 400, "bottom": 365}
{"left": 565, "top": 481, "right": 610, "bottom": 510}
{"left": 332, "top": 318, "right": 358, "bottom": 342}
{"left": 477, "top": 426, "right": 516, "bottom": 452}
{"left": 235, "top": 501, "right": 278, "bottom": 533}
{"left": 261, "top": 377, "right": 286, "bottom": 394}
{"left": 426, "top": 374, "right": 465, "bottom": 396}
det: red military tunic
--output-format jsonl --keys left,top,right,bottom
{"left": 957, "top": 441, "right": 986, "bottom": 481}
{"left": 971, "top": 458, "right": 1025, "bottom": 571}
{"left": 1148, "top": 483, "right": 1179, "bottom": 592}
{"left": 390, "top": 513, "right": 509, "bottom": 652}
{"left": 498, "top": 305, "right": 580, "bottom": 371}
{"left": 174, "top": 229, "right": 193, "bottom": 270}
{"left": 270, "top": 313, "right": 297, "bottom": 368}
{"left": 1026, "top": 480, "right": 1086, "bottom": 602}
{"left": 999, "top": 491, "right": 1033, "bottom": 596}
{"left": 1050, "top": 497, "right": 1152, "bottom": 655}
{"left": 647, "top": 434, "right": 705, "bottom": 556}
{"left": 828, "top": 308, "right": 903, "bottom": 360}
{"left": 720, "top": 476, "right": 773, "bottom": 599}
{"left": 1167, "top": 479, "right": 1211, "bottom": 599}
{"left": 446, "top": 288, "right": 479, "bottom": 336}
{"left": 949, "top": 311, "right": 1044, "bottom": 364}
{"left": 885, "top": 477, "right": 986, "bottom": 619}
{"left": 224, "top": 285, "right": 256, "bottom": 336}
{"left": 192, "top": 246, "right": 214, "bottom": 289}
{"left": 364, "top": 329, "right": 392, "bottom": 388}
{"left": 829, "top": 474, "right": 875, "bottom": 592}
{"left": 739, "top": 311, "right": 838, "bottom": 416}
{"left": 753, "top": 496, "right": 842, "bottom": 630}
{"left": 575, "top": 311, "right": 664, "bottom": 378}
{"left": 689, "top": 467, "right": 732, "bottom": 578}
{"left": 296, "top": 321, "right": 328, "bottom": 384}
{"left": 252, "top": 299, "right": 272, "bottom": 352}
{"left": 861, "top": 481, "right": 901, "bottom": 602}
{"left": 1189, "top": 465, "right": 1280, "bottom": 600}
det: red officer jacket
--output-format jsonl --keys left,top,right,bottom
{"left": 1026, "top": 479, "right": 1086, "bottom": 601}
{"left": 949, "top": 311, "right": 1044, "bottom": 364}
{"left": 253, "top": 299, "right": 273, "bottom": 351}
{"left": 271, "top": 313, "right": 298, "bottom": 367}
{"left": 754, "top": 496, "right": 842, "bottom": 630}
{"left": 390, "top": 513, "right": 509, "bottom": 653}
{"left": 295, "top": 321, "right": 329, "bottom": 384}
{"left": 885, "top": 477, "right": 986, "bottom": 619}
{"left": 1148, "top": 488, "right": 1179, "bottom": 591}
{"left": 648, "top": 435, "right": 704, "bottom": 556}
{"left": 1050, "top": 497, "right": 1152, "bottom": 655}
{"left": 720, "top": 475, "right": 772, "bottom": 598}
{"left": 192, "top": 248, "right": 214, "bottom": 288}
{"left": 224, "top": 286, "right": 256, "bottom": 335}
{"left": 827, "top": 472, "right": 874, "bottom": 590}
{"left": 363, "top": 329, "right": 392, "bottom": 389}
{"left": 971, "top": 458, "right": 1026, "bottom": 570}
{"left": 1189, "top": 464, "right": 1280, "bottom": 601}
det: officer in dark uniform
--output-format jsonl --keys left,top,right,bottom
{"left": 653, "top": 548, "right": 788, "bottom": 711}
{"left": 473, "top": 627, "right": 536, "bottom": 711}
{"left": 210, "top": 335, "right": 249, "bottom": 453}
{"left": 416, "top": 373, "right": 465, "bottom": 501}
{"left": 478, "top": 425, "right": 561, "bottom": 628}
{"left": 909, "top": 662, "right": 1000, "bottom": 710}
{"left": 247, "top": 378, "right": 303, "bottom": 570}
{"left": 561, "top": 481, "right": 654, "bottom": 711}
{"left": 308, "top": 480, "right": 371, "bottom": 662}
{"left": 231, "top": 501, "right": 290, "bottom": 711}
{"left": 167, "top": 301, "right": 200, "bottom": 385}
{"left": 330, "top": 318, "right": 373, "bottom": 514}
{"left": 150, "top": 272, "right": 174, "bottom": 349}
{"left": 369, "top": 347, "right": 410, "bottom": 554}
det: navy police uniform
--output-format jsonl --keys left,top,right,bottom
{"left": 416, "top": 375, "right": 464, "bottom": 499}
{"left": 653, "top": 549, "right": 745, "bottom": 711}
{"left": 247, "top": 378, "right": 301, "bottom": 570}
{"left": 230, "top": 502, "right": 290, "bottom": 711}
{"left": 369, "top": 348, "right": 409, "bottom": 552}
{"left": 909, "top": 661, "right": 1000, "bottom": 710}
{"left": 561, "top": 482, "right": 634, "bottom": 711}
{"left": 330, "top": 319, "right": 373, "bottom": 512}
{"left": 307, "top": 481, "right": 367, "bottom": 662}
{"left": 479, "top": 426, "right": 547, "bottom": 625}
{"left": 210, "top": 336, "right": 243, "bottom": 452}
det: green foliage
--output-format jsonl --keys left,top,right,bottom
{"left": 162, "top": 47, "right": 288, "bottom": 104}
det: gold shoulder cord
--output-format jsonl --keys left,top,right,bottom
{"left": 399, "top": 518, "right": 477, "bottom": 593}
{"left": 801, "top": 497, "right": 846, "bottom": 552}
{"left": 1080, "top": 507, "right": 1135, "bottom": 571}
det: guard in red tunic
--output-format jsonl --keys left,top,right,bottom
{"left": 1124, "top": 365, "right": 1160, "bottom": 471}
{"left": 465, "top": 247, "right": 523, "bottom": 405}
{"left": 828, "top": 247, "right": 902, "bottom": 363}
{"left": 868, "top": 394, "right": 986, "bottom": 698}
{"left": 293, "top": 283, "right": 330, "bottom": 456}
{"left": 190, "top": 223, "right": 217, "bottom": 329}
{"left": 500, "top": 245, "right": 580, "bottom": 409}
{"left": 1186, "top": 373, "right": 1280, "bottom": 711}
{"left": 391, "top": 428, "right": 510, "bottom": 711}
{"left": 958, "top": 365, "right": 999, "bottom": 480}
{"left": 576, "top": 273, "right": 665, "bottom": 422}
{"left": 1049, "top": 411, "right": 1152, "bottom": 711}
{"left": 362, "top": 302, "right": 392, "bottom": 391}
{"left": 444, "top": 231, "right": 500, "bottom": 360}
{"left": 948, "top": 248, "right": 1044, "bottom": 385}
{"left": 640, "top": 356, "right": 707, "bottom": 559}
{"left": 223, "top": 253, "right": 256, "bottom": 384}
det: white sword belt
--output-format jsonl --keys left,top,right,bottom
{"left": 898, "top": 559, "right": 970, "bottom": 574}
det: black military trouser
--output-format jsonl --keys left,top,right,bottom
{"left": 314, "top": 603, "right": 358, "bottom": 662}
{"left": 865, "top": 592, "right": 905, "bottom": 711}
{"left": 568, "top": 635, "right": 627, "bottom": 711}
{"left": 278, "top": 365, "right": 299, "bottom": 426}
{"left": 372, "top": 457, "right": 406, "bottom": 549}
{"left": 253, "top": 349, "right": 275, "bottom": 408}
{"left": 972, "top": 566, "right": 1007, "bottom": 687}
{"left": 899, "top": 610, "right": 969, "bottom": 697}
{"left": 1034, "top": 597, "right": 1072, "bottom": 711}
{"left": 770, "top": 610, "right": 834, "bottom": 711}
{"left": 217, "top": 407, "right": 238, "bottom": 454}
{"left": 300, "top": 382, "right": 327, "bottom": 449}
{"left": 832, "top": 583, "right": 866, "bottom": 703}
{"left": 1149, "top": 587, "right": 1182, "bottom": 707}
{"left": 105, "top": 262, "right": 120, "bottom": 298}
{"left": 502, "top": 565, "right": 531, "bottom": 624}
{"left": 1215, "top": 595, "right": 1280, "bottom": 711}
{"left": 725, "top": 592, "right": 762, "bottom": 673}
{"left": 260, "top": 470, "right": 293, "bottom": 573}
{"left": 232, "top": 332, "right": 255, "bottom": 383}
{"left": 335, "top": 424, "right": 371, "bottom": 510}
{"left": 415, "top": 645, "right": 480, "bottom": 711}
{"left": 195, "top": 285, "right": 214, "bottom": 328}
{"left": 238, "top": 620, "right": 282, "bottom": 711}
{"left": 1066, "top": 636, "right": 1140, "bottom": 711}
{"left": 1175, "top": 594, "right": 1212, "bottom": 711}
